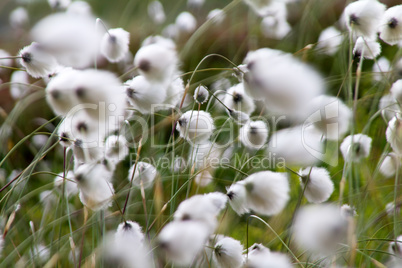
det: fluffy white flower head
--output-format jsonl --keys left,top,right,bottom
{"left": 340, "top": 133, "right": 372, "bottom": 162}
{"left": 18, "top": 42, "right": 59, "bottom": 78}
{"left": 299, "top": 167, "right": 334, "bottom": 203}
{"left": 353, "top": 37, "right": 381, "bottom": 60}
{"left": 100, "top": 28, "right": 130, "bottom": 63}
{"left": 177, "top": 110, "right": 215, "bottom": 144}
{"left": 128, "top": 161, "right": 157, "bottom": 189}
{"left": 379, "top": 5, "right": 402, "bottom": 45}
{"left": 239, "top": 120, "right": 269, "bottom": 150}
{"left": 223, "top": 83, "right": 255, "bottom": 115}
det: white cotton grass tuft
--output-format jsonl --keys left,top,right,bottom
{"left": 244, "top": 243, "right": 293, "bottom": 268}
{"left": 227, "top": 109, "right": 250, "bottom": 125}
{"left": 31, "top": 13, "right": 101, "bottom": 69}
{"left": 128, "top": 161, "right": 158, "bottom": 189}
{"left": 74, "top": 163, "right": 114, "bottom": 211}
{"left": 228, "top": 171, "right": 290, "bottom": 216}
{"left": 379, "top": 94, "right": 400, "bottom": 121}
{"left": 115, "top": 221, "right": 145, "bottom": 244}
{"left": 148, "top": 1, "right": 166, "bottom": 25}
{"left": 379, "top": 5, "right": 402, "bottom": 46}
{"left": 386, "top": 115, "right": 402, "bottom": 155}
{"left": 292, "top": 204, "right": 347, "bottom": 258}
{"left": 158, "top": 220, "right": 210, "bottom": 266}
{"left": 18, "top": 42, "right": 60, "bottom": 78}
{"left": 353, "top": 37, "right": 381, "bottom": 60}
{"left": 268, "top": 125, "right": 323, "bottom": 167}
{"left": 194, "top": 169, "right": 214, "bottom": 187}
{"left": 10, "top": 71, "right": 29, "bottom": 100}
{"left": 125, "top": 75, "right": 167, "bottom": 114}
{"left": 134, "top": 42, "right": 178, "bottom": 83}
{"left": 66, "top": 1, "right": 92, "bottom": 16}
{"left": 175, "top": 12, "right": 197, "bottom": 34}
{"left": 379, "top": 153, "right": 398, "bottom": 178}
{"left": 316, "top": 26, "right": 343, "bottom": 56}
{"left": 177, "top": 110, "right": 215, "bottom": 144}
{"left": 390, "top": 79, "right": 402, "bottom": 104}
{"left": 304, "top": 95, "right": 352, "bottom": 140}
{"left": 388, "top": 235, "right": 402, "bottom": 267}
{"left": 386, "top": 202, "right": 400, "bottom": 217}
{"left": 105, "top": 135, "right": 129, "bottom": 162}
{"left": 100, "top": 28, "right": 130, "bottom": 63}
{"left": 207, "top": 9, "right": 226, "bottom": 25}
{"left": 173, "top": 192, "right": 227, "bottom": 233}
{"left": 260, "top": 3, "right": 291, "bottom": 39}
{"left": 340, "top": 134, "right": 372, "bottom": 162}
{"left": 340, "top": 204, "right": 357, "bottom": 218}
{"left": 299, "top": 167, "right": 334, "bottom": 204}
{"left": 226, "top": 182, "right": 250, "bottom": 215}
{"left": 243, "top": 48, "right": 324, "bottom": 115}
{"left": 9, "top": 7, "right": 29, "bottom": 29}
{"left": 194, "top": 85, "right": 209, "bottom": 104}
{"left": 213, "top": 236, "right": 244, "bottom": 268}
{"left": 222, "top": 83, "right": 255, "bottom": 115}
{"left": 372, "top": 57, "right": 391, "bottom": 82}
{"left": 239, "top": 120, "right": 269, "bottom": 150}
{"left": 54, "top": 171, "right": 79, "bottom": 198}
{"left": 48, "top": 0, "right": 71, "bottom": 10}
{"left": 344, "top": 0, "right": 386, "bottom": 39}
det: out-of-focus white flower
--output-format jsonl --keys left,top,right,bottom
{"left": 74, "top": 163, "right": 114, "bottom": 211}
{"left": 188, "top": 0, "right": 204, "bottom": 8}
{"left": 340, "top": 134, "right": 372, "bottom": 162}
{"left": 177, "top": 110, "right": 215, "bottom": 144}
{"left": 9, "top": 7, "right": 29, "bottom": 29}
{"left": 292, "top": 204, "right": 347, "bottom": 258}
{"left": 304, "top": 95, "right": 352, "bottom": 140}
{"left": 194, "top": 85, "right": 209, "bottom": 104}
{"left": 388, "top": 235, "right": 402, "bottom": 268}
{"left": 100, "top": 28, "right": 130, "bottom": 63}
{"left": 66, "top": 1, "right": 92, "bottom": 16}
{"left": 243, "top": 48, "right": 324, "bottom": 115}
{"left": 227, "top": 182, "right": 250, "bottom": 215}
{"left": 391, "top": 79, "right": 402, "bottom": 104}
{"left": 175, "top": 12, "right": 197, "bottom": 33}
{"left": 158, "top": 220, "right": 210, "bottom": 266}
{"left": 299, "top": 167, "right": 334, "bottom": 204}
{"left": 31, "top": 13, "right": 100, "bottom": 68}
{"left": 194, "top": 169, "right": 214, "bottom": 187}
{"left": 128, "top": 161, "right": 157, "bottom": 189}
{"left": 105, "top": 221, "right": 151, "bottom": 268}
{"left": 10, "top": 71, "right": 29, "bottom": 100}
{"left": 379, "top": 153, "right": 398, "bottom": 178}
{"left": 30, "top": 244, "right": 50, "bottom": 264}
{"left": 386, "top": 202, "right": 400, "bottom": 217}
{"left": 18, "top": 42, "right": 60, "bottom": 78}
{"left": 174, "top": 192, "right": 227, "bottom": 233}
{"left": 134, "top": 43, "right": 178, "bottom": 83}
{"left": 340, "top": 204, "right": 357, "bottom": 218}
{"left": 213, "top": 236, "right": 243, "bottom": 268}
{"left": 373, "top": 57, "right": 391, "bottom": 82}
{"left": 268, "top": 125, "right": 324, "bottom": 167}
{"left": 223, "top": 83, "right": 255, "bottom": 115}
{"left": 239, "top": 120, "right": 269, "bottom": 150}
{"left": 353, "top": 37, "right": 381, "bottom": 60}
{"left": 54, "top": 171, "right": 79, "bottom": 198}
{"left": 261, "top": 16, "right": 291, "bottom": 40}
{"left": 227, "top": 109, "right": 250, "bottom": 125}
{"left": 379, "top": 94, "right": 399, "bottom": 121}
{"left": 207, "top": 9, "right": 226, "bottom": 25}
{"left": 105, "top": 135, "right": 129, "bottom": 161}
{"left": 386, "top": 116, "right": 402, "bottom": 155}
{"left": 379, "top": 5, "right": 402, "bottom": 45}
{"left": 48, "top": 0, "right": 71, "bottom": 10}
{"left": 316, "top": 26, "right": 343, "bottom": 55}
{"left": 125, "top": 75, "right": 167, "bottom": 114}
{"left": 344, "top": 0, "right": 386, "bottom": 39}
{"left": 244, "top": 243, "right": 292, "bottom": 268}
{"left": 148, "top": 1, "right": 166, "bottom": 24}
{"left": 0, "top": 50, "right": 12, "bottom": 72}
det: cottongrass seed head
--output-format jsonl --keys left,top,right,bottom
{"left": 100, "top": 28, "right": 130, "bottom": 63}
{"left": 340, "top": 133, "right": 372, "bottom": 162}
{"left": 299, "top": 167, "right": 334, "bottom": 204}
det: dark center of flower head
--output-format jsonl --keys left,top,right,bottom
{"left": 233, "top": 92, "right": 243, "bottom": 103}
{"left": 181, "top": 213, "right": 191, "bottom": 221}
{"left": 76, "top": 87, "right": 86, "bottom": 99}
{"left": 353, "top": 51, "right": 361, "bottom": 61}
{"left": 300, "top": 175, "right": 309, "bottom": 184}
{"left": 50, "top": 90, "right": 61, "bottom": 100}
{"left": 109, "top": 35, "right": 117, "bottom": 43}
{"left": 249, "top": 126, "right": 257, "bottom": 134}
{"left": 214, "top": 244, "right": 223, "bottom": 256}
{"left": 21, "top": 52, "right": 32, "bottom": 63}
{"left": 126, "top": 87, "right": 136, "bottom": 98}
{"left": 76, "top": 122, "right": 88, "bottom": 133}
{"left": 60, "top": 132, "right": 70, "bottom": 143}
{"left": 252, "top": 244, "right": 261, "bottom": 251}
{"left": 227, "top": 191, "right": 235, "bottom": 200}
{"left": 178, "top": 118, "right": 187, "bottom": 126}
{"left": 246, "top": 61, "right": 255, "bottom": 71}
{"left": 75, "top": 173, "right": 84, "bottom": 182}
{"left": 123, "top": 221, "right": 132, "bottom": 231}
{"left": 75, "top": 139, "right": 83, "bottom": 147}
{"left": 349, "top": 14, "right": 359, "bottom": 26}
{"left": 138, "top": 60, "right": 151, "bottom": 72}
{"left": 389, "top": 17, "right": 398, "bottom": 29}
{"left": 351, "top": 142, "right": 361, "bottom": 155}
